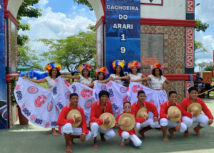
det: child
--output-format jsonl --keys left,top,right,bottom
{"left": 115, "top": 101, "right": 142, "bottom": 147}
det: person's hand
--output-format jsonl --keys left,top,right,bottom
{"left": 21, "top": 77, "right": 27, "bottom": 79}
{"left": 120, "top": 120, "right": 129, "bottom": 127}
{"left": 153, "top": 117, "right": 158, "bottom": 122}
{"left": 104, "top": 117, "right": 110, "bottom": 124}
{"left": 208, "top": 120, "right": 213, "bottom": 125}
{"left": 169, "top": 112, "right": 180, "bottom": 118}
{"left": 61, "top": 75, "right": 65, "bottom": 78}
{"left": 144, "top": 114, "right": 148, "bottom": 120}
{"left": 192, "top": 109, "right": 199, "bottom": 117}
{"left": 110, "top": 77, "right": 114, "bottom": 81}
{"left": 80, "top": 134, "right": 86, "bottom": 142}
{"left": 175, "top": 121, "right": 181, "bottom": 132}
{"left": 131, "top": 80, "right": 137, "bottom": 82}
{"left": 74, "top": 115, "right": 81, "bottom": 123}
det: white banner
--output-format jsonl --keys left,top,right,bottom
{"left": 14, "top": 78, "right": 59, "bottom": 128}
{"left": 106, "top": 81, "right": 129, "bottom": 118}
{"left": 69, "top": 82, "right": 95, "bottom": 123}
{"left": 93, "top": 82, "right": 107, "bottom": 101}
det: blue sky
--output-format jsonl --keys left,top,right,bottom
{"left": 19, "top": 0, "right": 214, "bottom": 71}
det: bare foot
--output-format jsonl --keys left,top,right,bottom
{"left": 100, "top": 134, "right": 106, "bottom": 142}
{"left": 129, "top": 140, "right": 134, "bottom": 145}
{"left": 52, "top": 129, "right": 59, "bottom": 136}
{"left": 168, "top": 129, "right": 176, "bottom": 138}
{"left": 66, "top": 146, "right": 73, "bottom": 153}
{"left": 163, "top": 136, "right": 169, "bottom": 142}
{"left": 184, "top": 131, "right": 190, "bottom": 137}
{"left": 139, "top": 130, "right": 147, "bottom": 139}
{"left": 120, "top": 141, "right": 125, "bottom": 147}
{"left": 93, "top": 143, "right": 98, "bottom": 149}
{"left": 70, "top": 139, "right": 76, "bottom": 146}
{"left": 194, "top": 127, "right": 201, "bottom": 136}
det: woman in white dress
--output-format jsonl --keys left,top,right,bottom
{"left": 132, "top": 63, "right": 170, "bottom": 90}
{"left": 22, "top": 62, "right": 62, "bottom": 136}
{"left": 100, "top": 60, "right": 126, "bottom": 85}
{"left": 93, "top": 67, "right": 109, "bottom": 83}
{"left": 113, "top": 61, "right": 145, "bottom": 84}
{"left": 62, "top": 63, "right": 94, "bottom": 87}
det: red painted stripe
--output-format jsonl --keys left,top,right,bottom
{"left": 144, "top": 74, "right": 196, "bottom": 81}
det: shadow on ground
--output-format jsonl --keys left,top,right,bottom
{"left": 0, "top": 99, "right": 214, "bottom": 153}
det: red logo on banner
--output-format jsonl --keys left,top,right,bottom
{"left": 15, "top": 85, "right": 20, "bottom": 90}
{"left": 55, "top": 79, "right": 58, "bottom": 82}
{"left": 81, "top": 89, "right": 93, "bottom": 98}
{"left": 122, "top": 95, "right": 129, "bottom": 103}
{"left": 22, "top": 103, "right": 26, "bottom": 109}
{"left": 35, "top": 94, "right": 47, "bottom": 107}
{"left": 150, "top": 99, "right": 155, "bottom": 104}
{"left": 107, "top": 82, "right": 112, "bottom": 87}
{"left": 132, "top": 85, "right": 143, "bottom": 93}
{"left": 64, "top": 80, "right": 70, "bottom": 87}
{"left": 93, "top": 85, "right": 96, "bottom": 89}
{"left": 30, "top": 115, "right": 35, "bottom": 121}
{"left": 45, "top": 122, "right": 50, "bottom": 128}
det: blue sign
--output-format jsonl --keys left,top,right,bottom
{"left": 0, "top": 0, "right": 7, "bottom": 129}
{"left": 105, "top": 0, "right": 141, "bottom": 76}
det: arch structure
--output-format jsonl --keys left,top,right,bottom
{"left": 0, "top": 0, "right": 197, "bottom": 129}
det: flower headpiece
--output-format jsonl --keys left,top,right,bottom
{"left": 112, "top": 60, "right": 126, "bottom": 70}
{"left": 78, "top": 63, "right": 92, "bottom": 71}
{"left": 128, "top": 61, "right": 141, "bottom": 69}
{"left": 96, "top": 67, "right": 109, "bottom": 76}
{"left": 45, "top": 62, "right": 62, "bottom": 72}
{"left": 151, "top": 63, "right": 164, "bottom": 70}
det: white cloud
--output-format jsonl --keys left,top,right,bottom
{"left": 39, "top": 0, "right": 49, "bottom": 8}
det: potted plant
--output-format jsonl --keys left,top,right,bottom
{"left": 11, "top": 78, "right": 28, "bottom": 125}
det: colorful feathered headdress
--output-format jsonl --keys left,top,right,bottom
{"left": 45, "top": 62, "right": 62, "bottom": 72}
{"left": 151, "top": 63, "right": 164, "bottom": 70}
{"left": 78, "top": 63, "right": 92, "bottom": 71}
{"left": 128, "top": 61, "right": 141, "bottom": 69}
{"left": 96, "top": 67, "right": 109, "bottom": 76}
{"left": 112, "top": 60, "right": 126, "bottom": 70}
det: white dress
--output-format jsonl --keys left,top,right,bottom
{"left": 128, "top": 73, "right": 143, "bottom": 84}
{"left": 110, "top": 74, "right": 124, "bottom": 85}
{"left": 45, "top": 76, "right": 55, "bottom": 91}
{"left": 78, "top": 75, "right": 93, "bottom": 85}
{"left": 147, "top": 75, "right": 166, "bottom": 90}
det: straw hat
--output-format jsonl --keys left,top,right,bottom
{"left": 136, "top": 107, "right": 148, "bottom": 119}
{"left": 187, "top": 103, "right": 202, "bottom": 117}
{"left": 67, "top": 109, "right": 82, "bottom": 128}
{"left": 168, "top": 106, "right": 181, "bottom": 122}
{"left": 99, "top": 113, "right": 116, "bottom": 130}
{"left": 118, "top": 113, "right": 136, "bottom": 131}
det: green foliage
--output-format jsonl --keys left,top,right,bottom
{"left": 73, "top": 0, "right": 93, "bottom": 10}
{"left": 194, "top": 41, "right": 207, "bottom": 53}
{"left": 39, "top": 28, "right": 96, "bottom": 73}
{"left": 204, "top": 65, "right": 213, "bottom": 72}
{"left": 17, "top": 43, "right": 42, "bottom": 69}
{"left": 195, "top": 19, "right": 209, "bottom": 32}
{"left": 17, "top": 0, "right": 42, "bottom": 46}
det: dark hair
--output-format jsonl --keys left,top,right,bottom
{"left": 198, "top": 78, "right": 203, "bottom": 81}
{"left": 188, "top": 87, "right": 198, "bottom": 93}
{"left": 152, "top": 68, "right": 162, "bottom": 77}
{"left": 138, "top": 90, "right": 145, "bottom": 96}
{"left": 130, "top": 67, "right": 140, "bottom": 74}
{"left": 82, "top": 69, "right": 90, "bottom": 77}
{"left": 169, "top": 91, "right": 177, "bottom": 97}
{"left": 113, "top": 65, "right": 124, "bottom": 77}
{"left": 49, "top": 67, "right": 61, "bottom": 78}
{"left": 70, "top": 93, "right": 78, "bottom": 99}
{"left": 99, "top": 90, "right": 110, "bottom": 98}
{"left": 96, "top": 72, "right": 106, "bottom": 80}
{"left": 123, "top": 101, "right": 131, "bottom": 106}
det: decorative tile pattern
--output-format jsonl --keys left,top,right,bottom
{"left": 141, "top": 25, "right": 185, "bottom": 74}
{"left": 187, "top": 0, "right": 194, "bottom": 13}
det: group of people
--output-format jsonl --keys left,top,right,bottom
{"left": 19, "top": 61, "right": 213, "bottom": 153}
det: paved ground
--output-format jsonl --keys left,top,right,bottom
{"left": 1, "top": 98, "right": 214, "bottom": 153}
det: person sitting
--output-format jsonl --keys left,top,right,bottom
{"left": 181, "top": 87, "right": 213, "bottom": 137}
{"left": 160, "top": 91, "right": 187, "bottom": 142}
{"left": 197, "top": 78, "right": 205, "bottom": 95}
{"left": 131, "top": 91, "right": 159, "bottom": 139}
{"left": 57, "top": 93, "right": 92, "bottom": 153}
{"left": 89, "top": 90, "right": 116, "bottom": 149}
{"left": 115, "top": 101, "right": 142, "bottom": 147}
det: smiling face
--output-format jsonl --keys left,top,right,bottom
{"left": 100, "top": 95, "right": 109, "bottom": 103}
{"left": 82, "top": 69, "right": 89, "bottom": 77}
{"left": 137, "top": 93, "right": 146, "bottom": 102}
{"left": 70, "top": 95, "right": 79, "bottom": 106}
{"left": 98, "top": 72, "right": 105, "bottom": 80}
{"left": 123, "top": 102, "right": 131, "bottom": 113}
{"left": 169, "top": 93, "right": 177, "bottom": 105}
{"left": 51, "top": 68, "right": 58, "bottom": 77}
{"left": 116, "top": 66, "right": 122, "bottom": 74}
{"left": 131, "top": 67, "right": 138, "bottom": 74}
{"left": 189, "top": 90, "right": 198, "bottom": 100}
{"left": 155, "top": 68, "right": 160, "bottom": 76}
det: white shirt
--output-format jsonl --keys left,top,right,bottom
{"left": 128, "top": 73, "right": 143, "bottom": 84}
{"left": 93, "top": 80, "right": 107, "bottom": 84}
{"left": 45, "top": 77, "right": 55, "bottom": 91}
{"left": 78, "top": 75, "right": 93, "bottom": 85}
{"left": 147, "top": 75, "right": 166, "bottom": 90}
{"left": 110, "top": 74, "right": 124, "bottom": 85}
